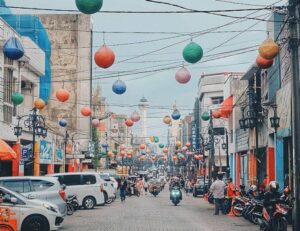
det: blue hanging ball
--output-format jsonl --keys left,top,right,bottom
{"left": 59, "top": 119, "right": 67, "bottom": 127}
{"left": 112, "top": 79, "right": 126, "bottom": 95}
{"left": 3, "top": 37, "right": 25, "bottom": 60}
{"left": 172, "top": 109, "right": 181, "bottom": 120}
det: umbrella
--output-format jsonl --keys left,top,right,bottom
{"left": 0, "top": 139, "right": 17, "bottom": 161}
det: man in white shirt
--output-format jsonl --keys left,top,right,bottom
{"left": 210, "top": 173, "right": 226, "bottom": 215}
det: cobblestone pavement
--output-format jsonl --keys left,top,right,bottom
{"left": 62, "top": 189, "right": 259, "bottom": 231}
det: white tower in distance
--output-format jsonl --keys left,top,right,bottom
{"left": 138, "top": 97, "right": 149, "bottom": 143}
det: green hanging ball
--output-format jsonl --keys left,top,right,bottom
{"left": 113, "top": 149, "right": 118, "bottom": 154}
{"left": 154, "top": 137, "right": 159, "bottom": 143}
{"left": 11, "top": 92, "right": 24, "bottom": 105}
{"left": 159, "top": 144, "right": 164, "bottom": 149}
{"left": 76, "top": 0, "right": 103, "bottom": 14}
{"left": 183, "top": 42, "right": 203, "bottom": 64}
{"left": 201, "top": 111, "right": 210, "bottom": 121}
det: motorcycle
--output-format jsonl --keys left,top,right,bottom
{"left": 231, "top": 196, "right": 249, "bottom": 217}
{"left": 170, "top": 186, "right": 182, "bottom": 206}
{"left": 67, "top": 194, "right": 79, "bottom": 211}
{"left": 126, "top": 184, "right": 140, "bottom": 197}
{"left": 151, "top": 185, "right": 160, "bottom": 197}
{"left": 257, "top": 199, "right": 292, "bottom": 231}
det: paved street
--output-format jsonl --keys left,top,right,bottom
{"left": 63, "top": 188, "right": 258, "bottom": 231}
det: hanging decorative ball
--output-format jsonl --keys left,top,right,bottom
{"left": 94, "top": 45, "right": 115, "bottom": 68}
{"left": 183, "top": 42, "right": 203, "bottom": 64}
{"left": 159, "top": 143, "right": 164, "bottom": 149}
{"left": 34, "top": 98, "right": 46, "bottom": 110}
{"left": 112, "top": 79, "right": 126, "bottom": 95}
{"left": 3, "top": 37, "right": 25, "bottom": 60}
{"left": 75, "top": 0, "right": 103, "bottom": 14}
{"left": 11, "top": 92, "right": 24, "bottom": 105}
{"left": 163, "top": 147, "right": 168, "bottom": 154}
{"left": 81, "top": 106, "right": 92, "bottom": 116}
{"left": 150, "top": 136, "right": 155, "bottom": 143}
{"left": 175, "top": 67, "right": 191, "bottom": 84}
{"left": 256, "top": 55, "right": 274, "bottom": 69}
{"left": 56, "top": 89, "right": 70, "bottom": 102}
{"left": 162, "top": 156, "right": 167, "bottom": 161}
{"left": 120, "top": 145, "right": 126, "bottom": 151}
{"left": 140, "top": 156, "right": 145, "bottom": 161}
{"left": 154, "top": 136, "right": 159, "bottom": 143}
{"left": 59, "top": 119, "right": 67, "bottom": 127}
{"left": 92, "top": 118, "right": 100, "bottom": 127}
{"left": 182, "top": 146, "right": 188, "bottom": 152}
{"left": 113, "top": 149, "right": 118, "bottom": 154}
{"left": 131, "top": 111, "right": 140, "bottom": 122}
{"left": 163, "top": 115, "right": 172, "bottom": 125}
{"left": 125, "top": 119, "right": 134, "bottom": 127}
{"left": 152, "top": 156, "right": 156, "bottom": 161}
{"left": 171, "top": 109, "right": 181, "bottom": 120}
{"left": 258, "top": 38, "right": 279, "bottom": 60}
{"left": 186, "top": 142, "right": 191, "bottom": 147}
{"left": 108, "top": 151, "right": 114, "bottom": 158}
{"left": 176, "top": 141, "right": 182, "bottom": 147}
{"left": 212, "top": 110, "right": 222, "bottom": 119}
{"left": 201, "top": 111, "right": 210, "bottom": 121}
{"left": 173, "top": 156, "right": 178, "bottom": 161}
{"left": 127, "top": 154, "right": 132, "bottom": 159}
{"left": 140, "top": 144, "right": 146, "bottom": 150}
{"left": 120, "top": 150, "right": 126, "bottom": 157}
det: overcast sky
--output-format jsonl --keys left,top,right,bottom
{"left": 8, "top": 0, "right": 285, "bottom": 143}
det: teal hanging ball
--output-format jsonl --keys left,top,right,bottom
{"left": 76, "top": 0, "right": 103, "bottom": 14}
{"left": 201, "top": 111, "right": 210, "bottom": 121}
{"left": 183, "top": 42, "right": 203, "bottom": 64}
{"left": 11, "top": 92, "right": 24, "bottom": 105}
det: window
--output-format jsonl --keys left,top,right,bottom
{"left": 2, "top": 180, "right": 31, "bottom": 193}
{"left": 62, "top": 175, "right": 82, "bottom": 186}
{"left": 0, "top": 190, "right": 12, "bottom": 204}
{"left": 3, "top": 57, "right": 15, "bottom": 123}
{"left": 82, "top": 175, "right": 96, "bottom": 185}
{"left": 31, "top": 180, "right": 54, "bottom": 191}
{"left": 211, "top": 97, "right": 223, "bottom": 105}
{"left": 213, "top": 127, "right": 225, "bottom": 136}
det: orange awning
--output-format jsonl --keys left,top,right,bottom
{"left": 219, "top": 95, "right": 233, "bottom": 118}
{"left": 0, "top": 139, "right": 17, "bottom": 161}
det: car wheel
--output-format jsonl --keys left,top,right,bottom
{"left": 83, "top": 196, "right": 96, "bottom": 209}
{"left": 104, "top": 192, "right": 113, "bottom": 204}
{"left": 21, "top": 215, "right": 49, "bottom": 231}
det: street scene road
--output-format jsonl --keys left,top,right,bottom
{"left": 63, "top": 189, "right": 257, "bottom": 231}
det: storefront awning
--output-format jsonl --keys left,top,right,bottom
{"left": 0, "top": 139, "right": 17, "bottom": 161}
{"left": 219, "top": 95, "right": 233, "bottom": 118}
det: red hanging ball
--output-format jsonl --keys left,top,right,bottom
{"left": 94, "top": 45, "right": 115, "bottom": 69}
{"left": 256, "top": 55, "right": 273, "bottom": 69}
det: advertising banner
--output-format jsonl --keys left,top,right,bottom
{"left": 39, "top": 140, "right": 52, "bottom": 164}
{"left": 55, "top": 148, "right": 64, "bottom": 163}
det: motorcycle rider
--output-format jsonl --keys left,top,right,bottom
{"left": 246, "top": 184, "right": 258, "bottom": 199}
{"left": 263, "top": 181, "right": 282, "bottom": 219}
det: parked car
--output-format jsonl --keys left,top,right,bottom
{"left": 0, "top": 176, "right": 67, "bottom": 217}
{"left": 110, "top": 177, "right": 118, "bottom": 191}
{"left": 193, "top": 179, "right": 208, "bottom": 197}
{"left": 99, "top": 177, "right": 116, "bottom": 204}
{"left": 0, "top": 185, "right": 64, "bottom": 231}
{"left": 99, "top": 174, "right": 117, "bottom": 195}
{"left": 49, "top": 172, "right": 105, "bottom": 209}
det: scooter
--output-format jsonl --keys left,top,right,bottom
{"left": 151, "top": 185, "right": 160, "bottom": 197}
{"left": 67, "top": 194, "right": 79, "bottom": 211}
{"left": 170, "top": 186, "right": 182, "bottom": 206}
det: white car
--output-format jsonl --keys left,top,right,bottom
{"left": 49, "top": 172, "right": 105, "bottom": 209}
{"left": 0, "top": 186, "right": 64, "bottom": 231}
{"left": 110, "top": 177, "right": 118, "bottom": 192}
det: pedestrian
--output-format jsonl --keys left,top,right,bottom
{"left": 210, "top": 173, "right": 226, "bottom": 215}
{"left": 144, "top": 179, "right": 148, "bottom": 195}
{"left": 226, "top": 177, "right": 236, "bottom": 213}
{"left": 120, "top": 177, "right": 127, "bottom": 202}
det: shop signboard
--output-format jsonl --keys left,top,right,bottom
{"left": 39, "top": 140, "right": 52, "bottom": 164}
{"left": 55, "top": 148, "right": 64, "bottom": 163}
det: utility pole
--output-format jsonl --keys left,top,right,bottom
{"left": 289, "top": 0, "right": 300, "bottom": 230}
{"left": 208, "top": 110, "right": 215, "bottom": 187}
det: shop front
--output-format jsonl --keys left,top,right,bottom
{"left": 0, "top": 139, "right": 17, "bottom": 177}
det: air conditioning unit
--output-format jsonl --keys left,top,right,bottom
{"left": 21, "top": 81, "right": 33, "bottom": 91}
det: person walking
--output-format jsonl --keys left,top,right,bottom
{"left": 210, "top": 173, "right": 226, "bottom": 215}
{"left": 144, "top": 179, "right": 148, "bottom": 195}
{"left": 120, "top": 177, "right": 127, "bottom": 202}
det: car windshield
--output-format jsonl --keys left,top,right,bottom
{"left": 0, "top": 187, "right": 27, "bottom": 201}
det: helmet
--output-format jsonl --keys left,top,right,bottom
{"left": 250, "top": 185, "right": 257, "bottom": 192}
{"left": 284, "top": 186, "right": 290, "bottom": 195}
{"left": 269, "top": 181, "right": 279, "bottom": 193}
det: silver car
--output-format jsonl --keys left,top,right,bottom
{"left": 0, "top": 176, "right": 67, "bottom": 217}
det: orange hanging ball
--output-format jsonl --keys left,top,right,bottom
{"left": 212, "top": 110, "right": 222, "bottom": 119}
{"left": 81, "top": 106, "right": 92, "bottom": 117}
{"left": 94, "top": 45, "right": 115, "bottom": 69}
{"left": 258, "top": 38, "right": 279, "bottom": 60}
{"left": 56, "top": 88, "right": 70, "bottom": 102}
{"left": 34, "top": 98, "right": 46, "bottom": 110}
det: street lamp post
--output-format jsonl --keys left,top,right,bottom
{"left": 14, "top": 108, "right": 47, "bottom": 176}
{"left": 64, "top": 130, "right": 70, "bottom": 172}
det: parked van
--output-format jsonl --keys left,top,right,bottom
{"left": 49, "top": 172, "right": 105, "bottom": 209}
{"left": 0, "top": 176, "right": 67, "bottom": 217}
